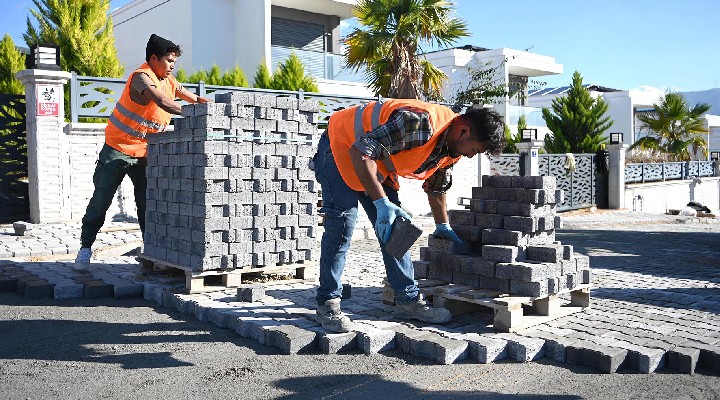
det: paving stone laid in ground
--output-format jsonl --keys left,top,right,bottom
{"left": 1, "top": 212, "right": 719, "bottom": 375}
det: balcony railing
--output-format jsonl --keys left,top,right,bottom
{"left": 270, "top": 45, "right": 364, "bottom": 83}
{"left": 505, "top": 105, "right": 546, "bottom": 127}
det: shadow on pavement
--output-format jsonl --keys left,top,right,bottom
{"left": 272, "top": 373, "right": 583, "bottom": 399}
{"left": 557, "top": 229, "right": 720, "bottom": 280}
{"left": 0, "top": 294, "right": 274, "bottom": 369}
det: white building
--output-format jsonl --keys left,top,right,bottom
{"left": 424, "top": 45, "right": 563, "bottom": 134}
{"left": 111, "top": 0, "right": 371, "bottom": 96}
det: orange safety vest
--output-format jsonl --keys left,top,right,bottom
{"left": 105, "top": 63, "right": 179, "bottom": 157}
{"left": 327, "top": 99, "right": 461, "bottom": 191}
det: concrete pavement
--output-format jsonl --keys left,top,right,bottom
{"left": 1, "top": 211, "right": 719, "bottom": 375}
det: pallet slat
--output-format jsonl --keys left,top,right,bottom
{"left": 137, "top": 253, "right": 317, "bottom": 294}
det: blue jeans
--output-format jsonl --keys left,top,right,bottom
{"left": 313, "top": 135, "right": 419, "bottom": 305}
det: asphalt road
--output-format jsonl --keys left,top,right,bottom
{"left": 1, "top": 293, "right": 718, "bottom": 400}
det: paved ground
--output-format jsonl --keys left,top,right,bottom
{"left": 1, "top": 211, "right": 720, "bottom": 398}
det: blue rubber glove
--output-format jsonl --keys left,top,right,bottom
{"left": 373, "top": 197, "right": 411, "bottom": 244}
{"left": 433, "top": 223, "right": 463, "bottom": 243}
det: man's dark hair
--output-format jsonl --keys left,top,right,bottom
{"left": 460, "top": 106, "right": 506, "bottom": 155}
{"left": 145, "top": 34, "right": 182, "bottom": 62}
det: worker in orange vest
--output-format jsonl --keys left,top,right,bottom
{"left": 314, "top": 99, "right": 505, "bottom": 332}
{"left": 74, "top": 34, "right": 211, "bottom": 270}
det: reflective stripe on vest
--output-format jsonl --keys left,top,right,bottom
{"left": 116, "top": 102, "right": 166, "bottom": 131}
{"left": 354, "top": 100, "right": 397, "bottom": 178}
{"left": 109, "top": 103, "right": 167, "bottom": 140}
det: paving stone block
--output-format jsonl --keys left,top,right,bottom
{"left": 496, "top": 262, "right": 548, "bottom": 282}
{"left": 114, "top": 281, "right": 144, "bottom": 299}
{"left": 269, "top": 325, "right": 318, "bottom": 354}
{"left": 482, "top": 245, "right": 524, "bottom": 263}
{"left": 385, "top": 217, "right": 423, "bottom": 259}
{"left": 54, "top": 282, "right": 85, "bottom": 299}
{"left": 453, "top": 225, "right": 483, "bottom": 242}
{"left": 447, "top": 210, "right": 475, "bottom": 226}
{"left": 459, "top": 257, "right": 496, "bottom": 277}
{"left": 24, "top": 280, "right": 55, "bottom": 298}
{"left": 511, "top": 176, "right": 557, "bottom": 190}
{"left": 461, "top": 334, "right": 507, "bottom": 363}
{"left": 427, "top": 235, "right": 456, "bottom": 254}
{"left": 506, "top": 336, "right": 546, "bottom": 362}
{"left": 667, "top": 346, "right": 700, "bottom": 374}
{"left": 472, "top": 186, "right": 496, "bottom": 201}
{"left": 566, "top": 340, "right": 628, "bottom": 373}
{"left": 482, "top": 229, "right": 527, "bottom": 246}
{"left": 695, "top": 343, "right": 720, "bottom": 373}
{"left": 475, "top": 213, "right": 504, "bottom": 229}
{"left": 527, "top": 245, "right": 563, "bottom": 263}
{"left": 84, "top": 280, "right": 114, "bottom": 299}
{"left": 357, "top": 328, "right": 396, "bottom": 354}
{"left": 430, "top": 335, "right": 469, "bottom": 365}
{"left": 0, "top": 276, "right": 18, "bottom": 292}
{"left": 413, "top": 260, "right": 430, "bottom": 279}
{"left": 237, "top": 284, "right": 265, "bottom": 302}
{"left": 319, "top": 331, "right": 358, "bottom": 354}
{"left": 503, "top": 216, "right": 538, "bottom": 233}
{"left": 481, "top": 175, "right": 512, "bottom": 188}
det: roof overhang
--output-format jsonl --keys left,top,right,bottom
{"left": 271, "top": 0, "right": 356, "bottom": 19}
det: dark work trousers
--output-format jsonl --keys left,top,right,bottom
{"left": 80, "top": 143, "right": 147, "bottom": 248}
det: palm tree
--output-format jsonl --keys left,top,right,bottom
{"left": 631, "top": 92, "right": 711, "bottom": 161}
{"left": 344, "top": 0, "right": 468, "bottom": 99}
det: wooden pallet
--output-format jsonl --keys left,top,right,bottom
{"left": 383, "top": 279, "right": 591, "bottom": 332}
{"left": 136, "top": 254, "right": 318, "bottom": 294}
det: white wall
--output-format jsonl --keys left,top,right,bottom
{"left": 625, "top": 177, "right": 720, "bottom": 214}
{"left": 603, "top": 91, "right": 634, "bottom": 144}
{"left": 65, "top": 124, "right": 138, "bottom": 222}
{"left": 112, "top": 0, "right": 193, "bottom": 76}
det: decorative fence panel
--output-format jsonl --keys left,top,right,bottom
{"left": 625, "top": 161, "right": 715, "bottom": 183}
{"left": 69, "top": 73, "right": 383, "bottom": 125}
{"left": 487, "top": 153, "right": 606, "bottom": 211}
{"left": 0, "top": 94, "right": 29, "bottom": 223}
{"left": 69, "top": 74, "right": 467, "bottom": 127}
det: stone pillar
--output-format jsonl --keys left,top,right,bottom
{"left": 608, "top": 143, "right": 629, "bottom": 209}
{"left": 16, "top": 69, "right": 72, "bottom": 223}
{"left": 515, "top": 140, "right": 543, "bottom": 176}
{"left": 477, "top": 153, "right": 490, "bottom": 186}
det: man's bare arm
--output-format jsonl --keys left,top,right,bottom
{"left": 176, "top": 86, "right": 211, "bottom": 104}
{"left": 141, "top": 85, "right": 182, "bottom": 115}
{"left": 349, "top": 146, "right": 386, "bottom": 200}
{"left": 427, "top": 193, "right": 449, "bottom": 224}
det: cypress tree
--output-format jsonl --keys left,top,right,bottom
{"left": 270, "top": 52, "right": 318, "bottom": 92}
{"left": 252, "top": 60, "right": 273, "bottom": 89}
{"left": 541, "top": 71, "right": 613, "bottom": 153}
{"left": 0, "top": 35, "right": 26, "bottom": 95}
{"left": 24, "top": 0, "right": 123, "bottom": 78}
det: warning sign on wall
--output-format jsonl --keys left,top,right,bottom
{"left": 37, "top": 84, "right": 59, "bottom": 117}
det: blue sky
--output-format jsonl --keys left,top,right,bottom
{"left": 2, "top": 0, "right": 718, "bottom": 92}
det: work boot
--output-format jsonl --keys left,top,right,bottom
{"left": 73, "top": 247, "right": 92, "bottom": 271}
{"left": 395, "top": 295, "right": 452, "bottom": 324}
{"left": 316, "top": 298, "right": 354, "bottom": 333}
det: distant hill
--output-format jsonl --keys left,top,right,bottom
{"left": 681, "top": 88, "right": 720, "bottom": 115}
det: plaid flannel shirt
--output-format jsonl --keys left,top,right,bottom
{"left": 352, "top": 107, "right": 454, "bottom": 194}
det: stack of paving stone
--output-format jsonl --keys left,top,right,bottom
{"left": 142, "top": 92, "right": 319, "bottom": 272}
{"left": 415, "top": 175, "right": 590, "bottom": 297}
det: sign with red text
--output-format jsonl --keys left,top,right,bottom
{"left": 36, "top": 84, "right": 59, "bottom": 116}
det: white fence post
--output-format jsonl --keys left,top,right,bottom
{"left": 515, "top": 140, "right": 543, "bottom": 176}
{"left": 608, "top": 143, "right": 629, "bottom": 209}
{"left": 15, "top": 69, "right": 72, "bottom": 223}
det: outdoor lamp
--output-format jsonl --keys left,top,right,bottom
{"left": 711, "top": 151, "right": 720, "bottom": 161}
{"left": 521, "top": 128, "right": 537, "bottom": 142}
{"left": 609, "top": 132, "right": 623, "bottom": 145}
{"left": 26, "top": 44, "right": 61, "bottom": 70}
